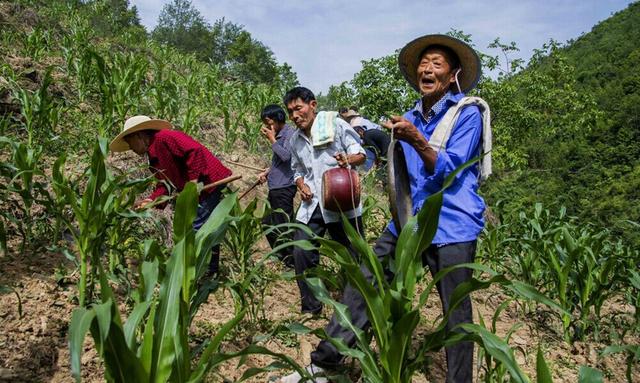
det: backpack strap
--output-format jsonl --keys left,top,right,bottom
{"left": 428, "top": 96, "right": 492, "bottom": 181}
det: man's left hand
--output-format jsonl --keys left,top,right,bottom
{"left": 260, "top": 126, "right": 276, "bottom": 144}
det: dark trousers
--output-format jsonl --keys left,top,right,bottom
{"left": 262, "top": 185, "right": 297, "bottom": 266}
{"left": 192, "top": 188, "right": 224, "bottom": 274}
{"left": 311, "top": 229, "right": 476, "bottom": 383}
{"left": 293, "top": 206, "right": 364, "bottom": 314}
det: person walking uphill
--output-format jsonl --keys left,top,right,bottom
{"left": 285, "top": 86, "right": 367, "bottom": 315}
{"left": 256, "top": 104, "right": 297, "bottom": 268}
{"left": 110, "top": 115, "right": 232, "bottom": 276}
{"left": 281, "top": 35, "right": 490, "bottom": 383}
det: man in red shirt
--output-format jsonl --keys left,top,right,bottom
{"left": 110, "top": 115, "right": 232, "bottom": 275}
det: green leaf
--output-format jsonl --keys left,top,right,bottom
{"left": 93, "top": 299, "right": 113, "bottom": 346}
{"left": 69, "top": 308, "right": 96, "bottom": 382}
{"left": 141, "top": 259, "right": 159, "bottom": 302}
{"left": 457, "top": 323, "right": 530, "bottom": 383}
{"left": 578, "top": 366, "right": 603, "bottom": 383}
{"left": 124, "top": 301, "right": 152, "bottom": 349}
{"left": 173, "top": 182, "right": 198, "bottom": 242}
{"left": 536, "top": 347, "right": 553, "bottom": 383}
{"left": 151, "top": 238, "right": 186, "bottom": 382}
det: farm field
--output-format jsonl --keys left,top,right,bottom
{"left": 1, "top": 1, "right": 639, "bottom": 382}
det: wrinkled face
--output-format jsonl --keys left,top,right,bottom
{"left": 286, "top": 98, "right": 317, "bottom": 131}
{"left": 416, "top": 47, "right": 457, "bottom": 99}
{"left": 123, "top": 132, "right": 148, "bottom": 155}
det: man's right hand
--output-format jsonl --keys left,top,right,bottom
{"left": 298, "top": 183, "right": 313, "bottom": 201}
{"left": 135, "top": 198, "right": 153, "bottom": 210}
{"left": 258, "top": 169, "right": 269, "bottom": 184}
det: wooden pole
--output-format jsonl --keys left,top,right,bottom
{"left": 143, "top": 174, "right": 243, "bottom": 208}
{"left": 225, "top": 160, "right": 266, "bottom": 172}
{"left": 201, "top": 174, "right": 242, "bottom": 193}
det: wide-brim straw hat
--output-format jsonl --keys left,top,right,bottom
{"left": 398, "top": 34, "right": 481, "bottom": 94}
{"left": 110, "top": 115, "right": 172, "bottom": 152}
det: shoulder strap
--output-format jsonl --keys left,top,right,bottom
{"left": 428, "top": 96, "right": 493, "bottom": 180}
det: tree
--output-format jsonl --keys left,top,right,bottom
{"left": 151, "top": 0, "right": 212, "bottom": 60}
{"left": 210, "top": 18, "right": 280, "bottom": 84}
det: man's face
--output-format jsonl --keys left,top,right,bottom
{"left": 286, "top": 98, "right": 317, "bottom": 130}
{"left": 124, "top": 132, "right": 148, "bottom": 155}
{"left": 416, "top": 48, "right": 457, "bottom": 99}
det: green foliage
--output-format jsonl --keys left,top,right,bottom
{"left": 289, "top": 158, "right": 559, "bottom": 382}
{"left": 479, "top": 4, "right": 640, "bottom": 249}
{"left": 52, "top": 138, "right": 152, "bottom": 306}
{"left": 68, "top": 185, "right": 243, "bottom": 382}
{"left": 320, "top": 54, "right": 415, "bottom": 121}
{"left": 479, "top": 203, "right": 638, "bottom": 342}
{"left": 151, "top": 0, "right": 293, "bottom": 85}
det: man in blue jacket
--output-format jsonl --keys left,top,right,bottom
{"left": 281, "top": 34, "right": 486, "bottom": 383}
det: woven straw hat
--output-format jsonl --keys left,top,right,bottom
{"left": 109, "top": 115, "right": 172, "bottom": 152}
{"left": 398, "top": 34, "right": 481, "bottom": 94}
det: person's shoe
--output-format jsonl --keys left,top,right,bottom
{"left": 280, "top": 363, "right": 328, "bottom": 383}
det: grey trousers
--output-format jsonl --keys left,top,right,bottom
{"left": 311, "top": 228, "right": 476, "bottom": 383}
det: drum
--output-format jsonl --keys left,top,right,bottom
{"left": 387, "top": 140, "right": 412, "bottom": 230}
{"left": 322, "top": 167, "right": 361, "bottom": 212}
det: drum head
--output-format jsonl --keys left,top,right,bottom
{"left": 387, "top": 140, "right": 412, "bottom": 230}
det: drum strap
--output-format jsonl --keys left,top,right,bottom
{"left": 428, "top": 96, "right": 492, "bottom": 181}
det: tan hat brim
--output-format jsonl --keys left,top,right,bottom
{"left": 399, "top": 34, "right": 481, "bottom": 94}
{"left": 109, "top": 119, "right": 172, "bottom": 152}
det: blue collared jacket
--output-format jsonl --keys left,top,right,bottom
{"left": 388, "top": 92, "right": 485, "bottom": 244}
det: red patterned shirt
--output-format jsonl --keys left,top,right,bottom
{"left": 147, "top": 130, "right": 232, "bottom": 201}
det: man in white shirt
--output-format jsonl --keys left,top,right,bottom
{"left": 284, "top": 86, "right": 366, "bottom": 315}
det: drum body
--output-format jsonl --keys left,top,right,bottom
{"left": 322, "top": 167, "right": 361, "bottom": 212}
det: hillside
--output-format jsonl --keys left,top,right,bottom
{"left": 476, "top": 2, "right": 640, "bottom": 248}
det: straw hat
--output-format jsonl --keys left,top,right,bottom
{"left": 398, "top": 34, "right": 481, "bottom": 94}
{"left": 341, "top": 109, "right": 360, "bottom": 120}
{"left": 110, "top": 115, "right": 172, "bottom": 152}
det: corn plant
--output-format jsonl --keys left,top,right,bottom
{"left": 291, "top": 159, "right": 562, "bottom": 383}
{"left": 110, "top": 52, "right": 149, "bottom": 122}
{"left": 602, "top": 344, "right": 640, "bottom": 383}
{"left": 539, "top": 222, "right": 628, "bottom": 342}
{"left": 24, "top": 28, "right": 50, "bottom": 61}
{"left": 68, "top": 185, "right": 272, "bottom": 382}
{"left": 223, "top": 198, "right": 277, "bottom": 327}
{"left": 475, "top": 299, "right": 523, "bottom": 382}
{"left": 0, "top": 136, "right": 50, "bottom": 251}
{"left": 52, "top": 138, "right": 150, "bottom": 306}
{"left": 11, "top": 67, "right": 62, "bottom": 147}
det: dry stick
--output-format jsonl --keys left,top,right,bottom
{"left": 225, "top": 160, "right": 266, "bottom": 172}
{"left": 238, "top": 179, "right": 262, "bottom": 200}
